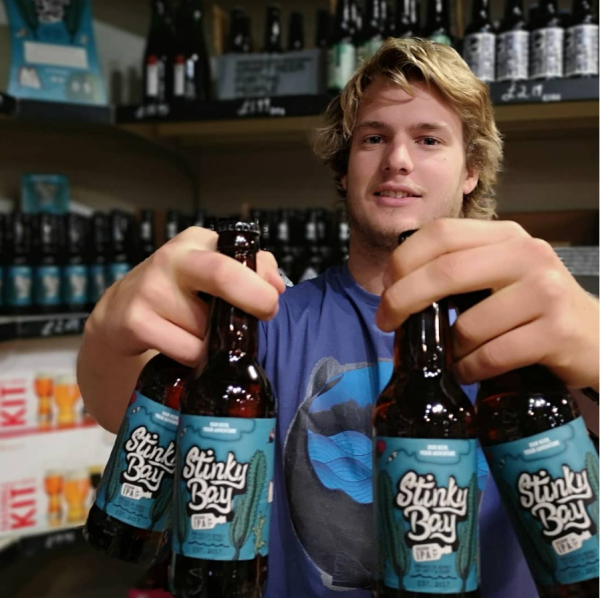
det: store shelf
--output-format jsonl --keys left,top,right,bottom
{"left": 0, "top": 92, "right": 112, "bottom": 124}
{"left": 0, "top": 312, "right": 88, "bottom": 343}
{"left": 117, "top": 77, "right": 599, "bottom": 146}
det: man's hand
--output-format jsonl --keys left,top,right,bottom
{"left": 79, "top": 226, "right": 285, "bottom": 431}
{"left": 86, "top": 226, "right": 285, "bottom": 366}
{"left": 376, "top": 219, "right": 599, "bottom": 391}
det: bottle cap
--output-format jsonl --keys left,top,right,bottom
{"left": 216, "top": 219, "right": 260, "bottom": 235}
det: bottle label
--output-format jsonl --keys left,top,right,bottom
{"left": 531, "top": 27, "right": 564, "bottom": 79}
{"left": 106, "top": 263, "right": 131, "bottom": 286}
{"left": 485, "top": 417, "right": 599, "bottom": 586}
{"left": 173, "top": 415, "right": 276, "bottom": 561}
{"left": 464, "top": 32, "right": 496, "bottom": 82}
{"left": 146, "top": 56, "right": 160, "bottom": 98}
{"left": 174, "top": 56, "right": 185, "bottom": 97}
{"left": 6, "top": 266, "right": 33, "bottom": 307}
{"left": 63, "top": 265, "right": 88, "bottom": 307}
{"left": 328, "top": 42, "right": 357, "bottom": 91}
{"left": 89, "top": 264, "right": 106, "bottom": 303}
{"left": 375, "top": 437, "right": 479, "bottom": 593}
{"left": 566, "top": 24, "right": 599, "bottom": 77}
{"left": 95, "top": 391, "right": 179, "bottom": 532}
{"left": 428, "top": 33, "right": 452, "bottom": 46}
{"left": 497, "top": 30, "right": 529, "bottom": 81}
{"left": 34, "top": 265, "right": 61, "bottom": 306}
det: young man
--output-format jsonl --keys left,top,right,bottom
{"left": 78, "top": 39, "right": 599, "bottom": 597}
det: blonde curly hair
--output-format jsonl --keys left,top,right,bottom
{"left": 313, "top": 37, "right": 503, "bottom": 220}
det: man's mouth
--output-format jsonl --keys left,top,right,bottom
{"left": 374, "top": 190, "right": 422, "bottom": 199}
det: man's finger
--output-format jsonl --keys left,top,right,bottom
{"left": 377, "top": 238, "right": 541, "bottom": 332}
{"left": 454, "top": 320, "right": 549, "bottom": 385}
{"left": 258, "top": 251, "right": 286, "bottom": 295}
{"left": 177, "top": 249, "right": 280, "bottom": 320}
{"left": 388, "top": 218, "right": 530, "bottom": 283}
{"left": 452, "top": 280, "right": 542, "bottom": 361}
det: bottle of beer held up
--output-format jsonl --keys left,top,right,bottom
{"left": 171, "top": 220, "right": 277, "bottom": 598}
{"left": 373, "top": 231, "right": 480, "bottom": 598}
{"left": 477, "top": 365, "right": 599, "bottom": 597}
{"left": 83, "top": 355, "right": 191, "bottom": 564}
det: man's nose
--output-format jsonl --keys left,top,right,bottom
{"left": 383, "top": 141, "right": 414, "bottom": 175}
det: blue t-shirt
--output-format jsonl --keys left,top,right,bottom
{"left": 259, "top": 264, "right": 538, "bottom": 598}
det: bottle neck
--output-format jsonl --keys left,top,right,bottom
{"left": 503, "top": 0, "right": 524, "bottom": 20}
{"left": 472, "top": 0, "right": 491, "bottom": 22}
{"left": 478, "top": 364, "right": 566, "bottom": 398}
{"left": 394, "top": 300, "right": 453, "bottom": 377}
{"left": 206, "top": 247, "right": 258, "bottom": 362}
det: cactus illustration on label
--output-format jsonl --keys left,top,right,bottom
{"left": 456, "top": 474, "right": 478, "bottom": 592}
{"left": 230, "top": 451, "right": 267, "bottom": 561}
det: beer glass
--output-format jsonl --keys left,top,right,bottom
{"left": 54, "top": 374, "right": 80, "bottom": 427}
{"left": 64, "top": 468, "right": 91, "bottom": 523}
{"left": 44, "top": 470, "right": 64, "bottom": 527}
{"left": 35, "top": 372, "right": 54, "bottom": 428}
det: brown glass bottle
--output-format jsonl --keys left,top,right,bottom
{"left": 373, "top": 234, "right": 479, "bottom": 598}
{"left": 84, "top": 354, "right": 190, "bottom": 565}
{"left": 477, "top": 365, "right": 599, "bottom": 598}
{"left": 171, "top": 221, "right": 276, "bottom": 598}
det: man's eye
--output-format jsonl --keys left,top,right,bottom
{"left": 420, "top": 137, "right": 440, "bottom": 146}
{"left": 365, "top": 135, "right": 383, "bottom": 144}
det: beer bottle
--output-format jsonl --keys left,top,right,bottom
{"left": 62, "top": 214, "right": 90, "bottom": 313}
{"left": 143, "top": 0, "right": 175, "bottom": 105}
{"left": 191, "top": 209, "right": 207, "bottom": 228}
{"left": 274, "top": 209, "right": 295, "bottom": 282}
{"left": 395, "top": 0, "right": 420, "bottom": 39}
{"left": 496, "top": 0, "right": 529, "bottom": 82}
{"left": 33, "top": 213, "right": 62, "bottom": 314}
{"left": 333, "top": 206, "right": 350, "bottom": 265}
{"left": 357, "top": 0, "right": 385, "bottom": 64}
{"left": 89, "top": 212, "right": 108, "bottom": 308}
{"left": 173, "top": 0, "right": 211, "bottom": 103}
{"left": 5, "top": 212, "right": 33, "bottom": 315}
{"left": 316, "top": 7, "right": 332, "bottom": 48}
{"left": 477, "top": 366, "right": 599, "bottom": 597}
{"left": 165, "top": 209, "right": 186, "bottom": 243}
{"left": 297, "top": 210, "right": 325, "bottom": 283}
{"left": 229, "top": 7, "right": 251, "bottom": 53}
{"left": 106, "top": 211, "right": 133, "bottom": 287}
{"left": 565, "top": 0, "right": 599, "bottom": 77}
{"left": 530, "top": 0, "right": 564, "bottom": 80}
{"left": 373, "top": 230, "right": 480, "bottom": 598}
{"left": 288, "top": 11, "right": 305, "bottom": 51}
{"left": 328, "top": 0, "right": 358, "bottom": 93}
{"left": 84, "top": 354, "right": 191, "bottom": 564}
{"left": 171, "top": 220, "right": 277, "bottom": 598}
{"left": 425, "top": 0, "right": 454, "bottom": 46}
{"left": 138, "top": 210, "right": 156, "bottom": 263}
{"left": 263, "top": 4, "right": 283, "bottom": 53}
{"left": 463, "top": 0, "right": 496, "bottom": 82}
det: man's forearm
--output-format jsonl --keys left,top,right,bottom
{"left": 77, "top": 323, "right": 153, "bottom": 433}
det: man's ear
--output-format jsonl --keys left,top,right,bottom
{"left": 463, "top": 166, "right": 479, "bottom": 196}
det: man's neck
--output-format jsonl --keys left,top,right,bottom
{"left": 346, "top": 237, "right": 393, "bottom": 296}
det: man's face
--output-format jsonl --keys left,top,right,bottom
{"left": 342, "top": 77, "right": 479, "bottom": 252}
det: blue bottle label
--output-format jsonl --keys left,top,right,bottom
{"left": 173, "top": 415, "right": 276, "bottom": 561}
{"left": 6, "top": 266, "right": 33, "bottom": 306}
{"left": 106, "top": 263, "right": 131, "bottom": 286}
{"left": 375, "top": 437, "right": 479, "bottom": 593}
{"left": 34, "top": 265, "right": 61, "bottom": 306}
{"left": 89, "top": 264, "right": 106, "bottom": 303}
{"left": 485, "top": 417, "right": 599, "bottom": 586}
{"left": 95, "top": 391, "right": 179, "bottom": 532}
{"left": 62, "top": 264, "right": 89, "bottom": 306}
